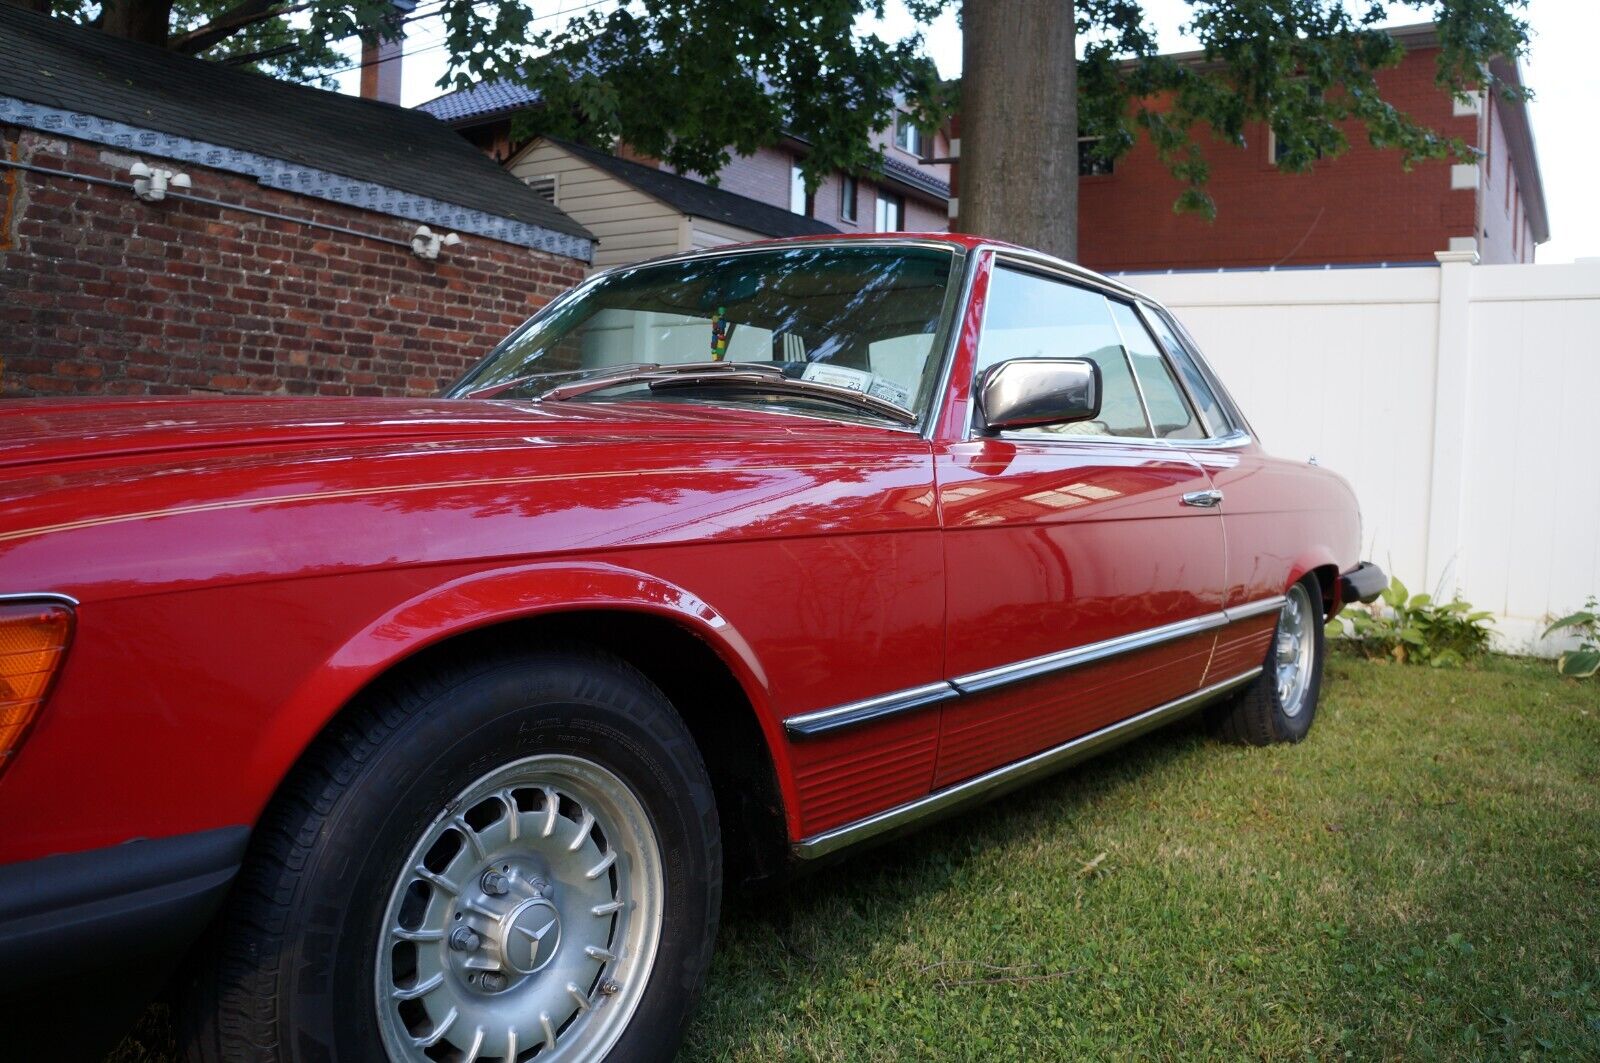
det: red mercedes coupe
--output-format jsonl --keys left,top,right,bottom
{"left": 0, "top": 235, "right": 1383, "bottom": 1061}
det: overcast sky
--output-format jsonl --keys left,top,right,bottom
{"left": 345, "top": 0, "right": 1596, "bottom": 263}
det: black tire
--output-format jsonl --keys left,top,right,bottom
{"left": 179, "top": 643, "right": 720, "bottom": 1063}
{"left": 1209, "top": 575, "right": 1325, "bottom": 746}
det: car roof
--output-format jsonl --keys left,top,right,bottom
{"left": 605, "top": 232, "right": 1151, "bottom": 305}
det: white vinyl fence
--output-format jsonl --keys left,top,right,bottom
{"left": 1124, "top": 254, "right": 1600, "bottom": 655}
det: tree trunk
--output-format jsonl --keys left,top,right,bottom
{"left": 98, "top": 0, "right": 175, "bottom": 46}
{"left": 959, "top": 0, "right": 1078, "bottom": 260}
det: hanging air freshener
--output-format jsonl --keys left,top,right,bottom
{"left": 709, "top": 306, "right": 731, "bottom": 362}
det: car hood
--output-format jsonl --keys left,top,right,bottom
{"left": 0, "top": 395, "right": 837, "bottom": 470}
{"left": 0, "top": 396, "right": 934, "bottom": 602}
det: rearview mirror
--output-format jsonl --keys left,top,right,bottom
{"left": 978, "top": 358, "right": 1101, "bottom": 432}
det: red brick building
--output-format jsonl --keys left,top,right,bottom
{"left": 953, "top": 23, "right": 1548, "bottom": 271}
{"left": 1, "top": 7, "right": 591, "bottom": 398}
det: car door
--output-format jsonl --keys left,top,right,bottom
{"left": 1137, "top": 301, "right": 1340, "bottom": 679}
{"left": 933, "top": 259, "right": 1228, "bottom": 789}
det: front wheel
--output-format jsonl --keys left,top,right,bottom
{"left": 1210, "top": 576, "right": 1325, "bottom": 745}
{"left": 181, "top": 645, "right": 720, "bottom": 1063}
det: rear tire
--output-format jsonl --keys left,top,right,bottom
{"left": 179, "top": 644, "right": 720, "bottom": 1063}
{"left": 1210, "top": 576, "right": 1325, "bottom": 746}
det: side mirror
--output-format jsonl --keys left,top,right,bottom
{"left": 978, "top": 358, "right": 1102, "bottom": 432}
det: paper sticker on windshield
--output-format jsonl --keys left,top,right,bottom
{"left": 801, "top": 363, "right": 873, "bottom": 393}
{"left": 867, "top": 377, "right": 911, "bottom": 409}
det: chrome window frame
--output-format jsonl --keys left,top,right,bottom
{"left": 966, "top": 251, "right": 1175, "bottom": 447}
{"left": 1135, "top": 300, "right": 1256, "bottom": 445}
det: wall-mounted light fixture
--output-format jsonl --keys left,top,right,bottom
{"left": 410, "top": 225, "right": 461, "bottom": 260}
{"left": 128, "top": 161, "right": 191, "bottom": 202}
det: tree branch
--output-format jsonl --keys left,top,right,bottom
{"left": 170, "top": 0, "right": 306, "bottom": 56}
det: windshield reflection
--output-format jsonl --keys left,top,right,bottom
{"left": 449, "top": 245, "right": 961, "bottom": 423}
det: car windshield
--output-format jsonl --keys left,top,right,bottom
{"left": 448, "top": 244, "right": 963, "bottom": 425}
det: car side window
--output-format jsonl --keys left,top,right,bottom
{"left": 1107, "top": 300, "right": 1204, "bottom": 440}
{"left": 976, "top": 266, "right": 1152, "bottom": 438}
{"left": 1140, "top": 304, "right": 1232, "bottom": 437}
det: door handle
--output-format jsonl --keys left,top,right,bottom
{"left": 1181, "top": 489, "right": 1223, "bottom": 508}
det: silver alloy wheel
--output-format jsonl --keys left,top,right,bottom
{"left": 376, "top": 754, "right": 664, "bottom": 1062}
{"left": 1275, "top": 583, "right": 1316, "bottom": 717}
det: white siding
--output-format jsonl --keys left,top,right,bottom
{"left": 507, "top": 141, "right": 684, "bottom": 270}
{"left": 1127, "top": 261, "right": 1600, "bottom": 654}
{"left": 690, "top": 217, "right": 768, "bottom": 251}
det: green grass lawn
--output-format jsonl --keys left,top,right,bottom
{"left": 113, "top": 653, "right": 1600, "bottom": 1061}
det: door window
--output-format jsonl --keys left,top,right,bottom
{"left": 975, "top": 266, "right": 1151, "bottom": 438}
{"left": 1107, "top": 300, "right": 1204, "bottom": 440}
{"left": 1140, "top": 305, "right": 1232, "bottom": 436}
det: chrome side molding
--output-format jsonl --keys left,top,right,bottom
{"left": 792, "top": 667, "right": 1263, "bottom": 860}
{"left": 782, "top": 682, "right": 959, "bottom": 738}
{"left": 782, "top": 595, "right": 1287, "bottom": 738}
{"left": 0, "top": 591, "right": 80, "bottom": 607}
{"left": 951, "top": 610, "right": 1228, "bottom": 696}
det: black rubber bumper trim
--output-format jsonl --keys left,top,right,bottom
{"left": 0, "top": 825, "right": 248, "bottom": 992}
{"left": 1338, "top": 562, "right": 1388, "bottom": 605}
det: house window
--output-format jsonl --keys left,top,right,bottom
{"left": 875, "top": 192, "right": 904, "bottom": 232}
{"left": 1078, "top": 137, "right": 1114, "bottom": 177}
{"left": 1269, "top": 128, "right": 1326, "bottom": 167}
{"left": 894, "top": 114, "right": 925, "bottom": 158}
{"left": 840, "top": 175, "right": 858, "bottom": 223}
{"left": 524, "top": 174, "right": 558, "bottom": 204}
{"left": 788, "top": 162, "right": 810, "bottom": 216}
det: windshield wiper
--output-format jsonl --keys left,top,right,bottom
{"left": 462, "top": 362, "right": 662, "bottom": 400}
{"left": 521, "top": 361, "right": 916, "bottom": 425}
{"left": 645, "top": 369, "right": 917, "bottom": 425}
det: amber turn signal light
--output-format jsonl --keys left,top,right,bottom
{"left": 0, "top": 600, "right": 74, "bottom": 779}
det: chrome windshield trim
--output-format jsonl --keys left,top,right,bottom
{"left": 951, "top": 611, "right": 1229, "bottom": 696}
{"left": 0, "top": 591, "right": 79, "bottom": 607}
{"left": 1224, "top": 594, "right": 1288, "bottom": 622}
{"left": 783, "top": 682, "right": 958, "bottom": 738}
{"left": 1184, "top": 429, "right": 1255, "bottom": 451}
{"left": 921, "top": 244, "right": 982, "bottom": 441}
{"left": 793, "top": 666, "right": 1264, "bottom": 859}
{"left": 783, "top": 596, "right": 1288, "bottom": 738}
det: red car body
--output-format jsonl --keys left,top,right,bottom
{"left": 0, "top": 235, "right": 1380, "bottom": 1049}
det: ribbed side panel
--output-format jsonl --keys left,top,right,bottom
{"left": 932, "top": 632, "right": 1213, "bottom": 790}
{"left": 791, "top": 712, "right": 940, "bottom": 838}
{"left": 1205, "top": 613, "right": 1277, "bottom": 682}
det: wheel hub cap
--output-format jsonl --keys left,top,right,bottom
{"left": 375, "top": 754, "right": 663, "bottom": 1062}
{"left": 1275, "top": 584, "right": 1316, "bottom": 717}
{"left": 502, "top": 897, "right": 562, "bottom": 975}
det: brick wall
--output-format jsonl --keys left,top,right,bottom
{"left": 1076, "top": 47, "right": 1481, "bottom": 272}
{"left": 1, "top": 128, "right": 587, "bottom": 398}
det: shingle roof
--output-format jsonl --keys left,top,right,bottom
{"left": 0, "top": 6, "right": 590, "bottom": 240}
{"left": 880, "top": 155, "right": 950, "bottom": 201}
{"left": 546, "top": 138, "right": 839, "bottom": 240}
{"left": 418, "top": 79, "right": 541, "bottom": 125}
{"left": 422, "top": 78, "right": 950, "bottom": 204}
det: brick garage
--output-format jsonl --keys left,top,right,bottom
{"left": 3, "top": 131, "right": 586, "bottom": 397}
{"left": 0, "top": 6, "right": 593, "bottom": 399}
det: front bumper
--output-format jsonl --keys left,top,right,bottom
{"left": 1338, "top": 562, "right": 1388, "bottom": 605}
{"left": 0, "top": 825, "right": 248, "bottom": 1054}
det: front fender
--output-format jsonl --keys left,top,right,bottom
{"left": 247, "top": 561, "right": 779, "bottom": 820}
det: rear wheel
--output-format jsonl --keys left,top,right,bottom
{"left": 1210, "top": 576, "right": 1325, "bottom": 745}
{"left": 181, "top": 645, "right": 720, "bottom": 1063}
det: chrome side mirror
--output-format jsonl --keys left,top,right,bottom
{"left": 978, "top": 358, "right": 1101, "bottom": 432}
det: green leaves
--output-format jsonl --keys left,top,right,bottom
{"left": 1327, "top": 575, "right": 1494, "bottom": 667}
{"left": 1544, "top": 596, "right": 1599, "bottom": 680}
{"left": 1557, "top": 649, "right": 1600, "bottom": 679}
